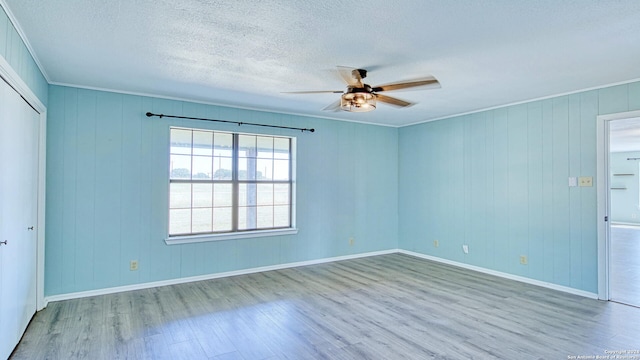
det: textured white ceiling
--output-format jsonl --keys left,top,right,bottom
{"left": 4, "top": 0, "right": 640, "bottom": 127}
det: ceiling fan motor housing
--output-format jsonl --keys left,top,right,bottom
{"left": 346, "top": 85, "right": 373, "bottom": 94}
{"left": 353, "top": 68, "right": 367, "bottom": 79}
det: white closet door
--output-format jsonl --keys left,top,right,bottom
{"left": 0, "top": 78, "right": 40, "bottom": 360}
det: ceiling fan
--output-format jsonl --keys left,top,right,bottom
{"left": 283, "top": 66, "right": 440, "bottom": 112}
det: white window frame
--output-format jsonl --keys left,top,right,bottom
{"left": 165, "top": 127, "right": 297, "bottom": 245}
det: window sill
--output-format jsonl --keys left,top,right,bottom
{"left": 165, "top": 228, "right": 298, "bottom": 245}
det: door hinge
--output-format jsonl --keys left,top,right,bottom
{"left": 605, "top": 216, "right": 608, "bottom": 222}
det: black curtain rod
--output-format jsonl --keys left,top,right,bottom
{"left": 146, "top": 112, "right": 315, "bottom": 133}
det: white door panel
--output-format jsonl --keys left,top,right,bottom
{"left": 0, "top": 78, "right": 39, "bottom": 360}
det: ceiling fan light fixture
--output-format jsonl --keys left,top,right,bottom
{"left": 341, "top": 92, "right": 376, "bottom": 112}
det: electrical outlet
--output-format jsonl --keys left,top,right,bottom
{"left": 462, "top": 245, "right": 469, "bottom": 254}
{"left": 130, "top": 260, "right": 139, "bottom": 271}
{"left": 433, "top": 240, "right": 439, "bottom": 248}
{"left": 520, "top": 256, "right": 528, "bottom": 265}
{"left": 578, "top": 176, "right": 593, "bottom": 187}
{"left": 349, "top": 237, "right": 355, "bottom": 246}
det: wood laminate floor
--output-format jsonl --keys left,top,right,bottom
{"left": 10, "top": 254, "right": 640, "bottom": 359}
{"left": 610, "top": 225, "right": 640, "bottom": 307}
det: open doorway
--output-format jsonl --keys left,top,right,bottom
{"left": 607, "top": 117, "right": 640, "bottom": 307}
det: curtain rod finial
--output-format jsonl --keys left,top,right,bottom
{"left": 146, "top": 112, "right": 153, "bottom": 117}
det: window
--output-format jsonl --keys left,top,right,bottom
{"left": 167, "top": 127, "right": 296, "bottom": 243}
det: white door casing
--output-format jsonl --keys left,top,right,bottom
{"left": 596, "top": 109, "right": 640, "bottom": 300}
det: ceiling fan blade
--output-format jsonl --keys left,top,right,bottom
{"left": 336, "top": 66, "right": 362, "bottom": 87}
{"left": 375, "top": 94, "right": 414, "bottom": 108}
{"left": 322, "top": 99, "right": 342, "bottom": 112}
{"left": 282, "top": 90, "right": 344, "bottom": 94}
{"left": 372, "top": 77, "right": 440, "bottom": 92}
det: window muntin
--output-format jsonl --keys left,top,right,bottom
{"left": 169, "top": 127, "right": 293, "bottom": 238}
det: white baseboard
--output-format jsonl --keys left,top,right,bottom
{"left": 399, "top": 250, "right": 598, "bottom": 299}
{"left": 44, "top": 249, "right": 399, "bottom": 304}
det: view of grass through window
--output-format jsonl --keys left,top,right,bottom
{"left": 169, "top": 127, "right": 292, "bottom": 237}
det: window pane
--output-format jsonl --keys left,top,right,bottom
{"left": 192, "top": 156, "right": 212, "bottom": 179}
{"left": 213, "top": 156, "right": 232, "bottom": 180}
{"left": 274, "top": 205, "right": 290, "bottom": 227}
{"left": 238, "top": 135, "right": 256, "bottom": 158}
{"left": 257, "top": 184, "right": 273, "bottom": 205}
{"left": 214, "top": 184, "right": 232, "bottom": 207}
{"left": 273, "top": 159, "right": 289, "bottom": 180}
{"left": 256, "top": 159, "right": 272, "bottom": 180}
{"left": 238, "top": 206, "right": 257, "bottom": 230}
{"left": 274, "top": 138, "right": 290, "bottom": 159}
{"left": 170, "top": 209, "right": 191, "bottom": 234}
{"left": 192, "top": 208, "right": 213, "bottom": 233}
{"left": 257, "top": 206, "right": 273, "bottom": 228}
{"left": 193, "top": 183, "right": 213, "bottom": 207}
{"left": 213, "top": 207, "right": 232, "bottom": 231}
{"left": 238, "top": 184, "right": 257, "bottom": 230}
{"left": 257, "top": 136, "right": 273, "bottom": 158}
{"left": 238, "top": 158, "right": 247, "bottom": 180}
{"left": 274, "top": 184, "right": 289, "bottom": 205}
{"left": 239, "top": 184, "right": 257, "bottom": 207}
{"left": 170, "top": 154, "right": 191, "bottom": 179}
{"left": 238, "top": 157, "right": 258, "bottom": 180}
{"left": 214, "top": 132, "right": 233, "bottom": 157}
{"left": 170, "top": 129, "right": 192, "bottom": 155}
{"left": 193, "top": 131, "right": 213, "bottom": 156}
{"left": 170, "top": 183, "right": 191, "bottom": 208}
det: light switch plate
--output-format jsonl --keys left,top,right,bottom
{"left": 568, "top": 177, "right": 578, "bottom": 187}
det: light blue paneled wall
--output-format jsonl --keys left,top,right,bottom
{"left": 42, "top": 70, "right": 640, "bottom": 296}
{"left": 45, "top": 85, "right": 399, "bottom": 296}
{"left": 399, "top": 82, "right": 640, "bottom": 294}
{"left": 610, "top": 151, "right": 640, "bottom": 224}
{"left": 0, "top": 5, "right": 48, "bottom": 105}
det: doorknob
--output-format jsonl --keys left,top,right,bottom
{"left": 0, "top": 240, "right": 7, "bottom": 246}
{"left": 28, "top": 226, "right": 34, "bottom": 230}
